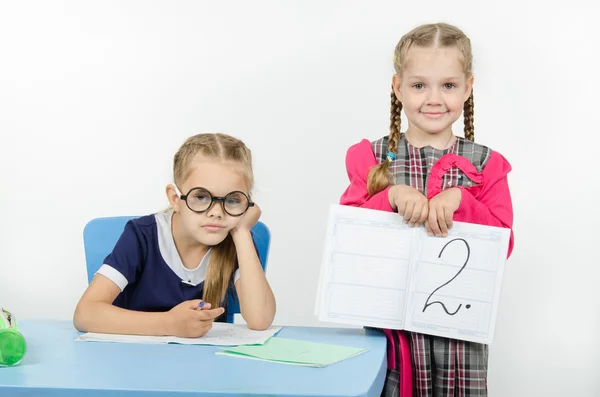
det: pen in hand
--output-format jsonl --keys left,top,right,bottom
{"left": 196, "top": 300, "right": 224, "bottom": 317}
{"left": 197, "top": 301, "right": 212, "bottom": 311}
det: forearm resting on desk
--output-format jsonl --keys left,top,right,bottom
{"left": 74, "top": 301, "right": 170, "bottom": 336}
{"left": 73, "top": 275, "right": 170, "bottom": 336}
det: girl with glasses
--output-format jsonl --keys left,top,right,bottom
{"left": 74, "top": 133, "right": 276, "bottom": 337}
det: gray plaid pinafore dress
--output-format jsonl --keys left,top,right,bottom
{"left": 372, "top": 133, "right": 492, "bottom": 397}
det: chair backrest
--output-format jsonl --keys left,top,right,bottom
{"left": 82, "top": 216, "right": 271, "bottom": 323}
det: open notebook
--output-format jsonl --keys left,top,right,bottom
{"left": 315, "top": 204, "right": 511, "bottom": 344}
{"left": 76, "top": 323, "right": 281, "bottom": 346}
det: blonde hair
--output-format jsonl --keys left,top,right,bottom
{"left": 173, "top": 133, "right": 253, "bottom": 309}
{"left": 367, "top": 22, "right": 475, "bottom": 197}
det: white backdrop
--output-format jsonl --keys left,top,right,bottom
{"left": 1, "top": 1, "right": 599, "bottom": 396}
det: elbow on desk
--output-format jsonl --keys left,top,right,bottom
{"left": 246, "top": 319, "right": 272, "bottom": 331}
{"left": 244, "top": 311, "right": 276, "bottom": 331}
{"left": 72, "top": 302, "right": 92, "bottom": 332}
{"left": 239, "top": 297, "right": 276, "bottom": 331}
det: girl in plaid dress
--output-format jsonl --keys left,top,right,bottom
{"left": 339, "top": 23, "right": 515, "bottom": 397}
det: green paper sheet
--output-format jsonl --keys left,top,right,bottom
{"left": 215, "top": 336, "right": 367, "bottom": 367}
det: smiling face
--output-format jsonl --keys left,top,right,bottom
{"left": 393, "top": 45, "right": 473, "bottom": 139}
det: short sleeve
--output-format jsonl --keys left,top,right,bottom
{"left": 97, "top": 220, "right": 147, "bottom": 291}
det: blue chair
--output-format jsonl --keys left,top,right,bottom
{"left": 83, "top": 216, "right": 271, "bottom": 323}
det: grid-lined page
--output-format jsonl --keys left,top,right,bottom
{"left": 404, "top": 222, "right": 510, "bottom": 344}
{"left": 316, "top": 204, "right": 414, "bottom": 329}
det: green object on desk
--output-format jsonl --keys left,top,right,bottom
{"left": 0, "top": 308, "right": 27, "bottom": 367}
{"left": 216, "top": 336, "right": 367, "bottom": 367}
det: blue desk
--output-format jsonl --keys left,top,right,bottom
{"left": 0, "top": 320, "right": 387, "bottom": 396}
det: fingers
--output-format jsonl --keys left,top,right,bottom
{"left": 425, "top": 220, "right": 433, "bottom": 236}
{"left": 437, "top": 207, "right": 448, "bottom": 237}
{"left": 408, "top": 200, "right": 425, "bottom": 226}
{"left": 195, "top": 307, "right": 225, "bottom": 320}
{"left": 197, "top": 322, "right": 213, "bottom": 336}
{"left": 403, "top": 201, "right": 416, "bottom": 224}
{"left": 417, "top": 202, "right": 429, "bottom": 226}
{"left": 427, "top": 203, "right": 454, "bottom": 237}
{"left": 188, "top": 300, "right": 211, "bottom": 310}
{"left": 397, "top": 200, "right": 408, "bottom": 219}
{"left": 445, "top": 208, "right": 453, "bottom": 231}
{"left": 401, "top": 196, "right": 429, "bottom": 227}
{"left": 428, "top": 207, "right": 442, "bottom": 237}
{"left": 187, "top": 321, "right": 214, "bottom": 338}
{"left": 425, "top": 189, "right": 460, "bottom": 237}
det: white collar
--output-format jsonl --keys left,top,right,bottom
{"left": 154, "top": 209, "right": 211, "bottom": 286}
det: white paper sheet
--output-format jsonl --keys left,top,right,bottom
{"left": 315, "top": 206, "right": 414, "bottom": 330}
{"left": 403, "top": 223, "right": 509, "bottom": 343}
{"left": 316, "top": 204, "right": 510, "bottom": 344}
{"left": 75, "top": 323, "right": 281, "bottom": 346}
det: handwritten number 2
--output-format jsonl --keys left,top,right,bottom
{"left": 422, "top": 238, "right": 471, "bottom": 316}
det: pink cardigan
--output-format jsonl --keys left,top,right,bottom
{"left": 339, "top": 139, "right": 515, "bottom": 396}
